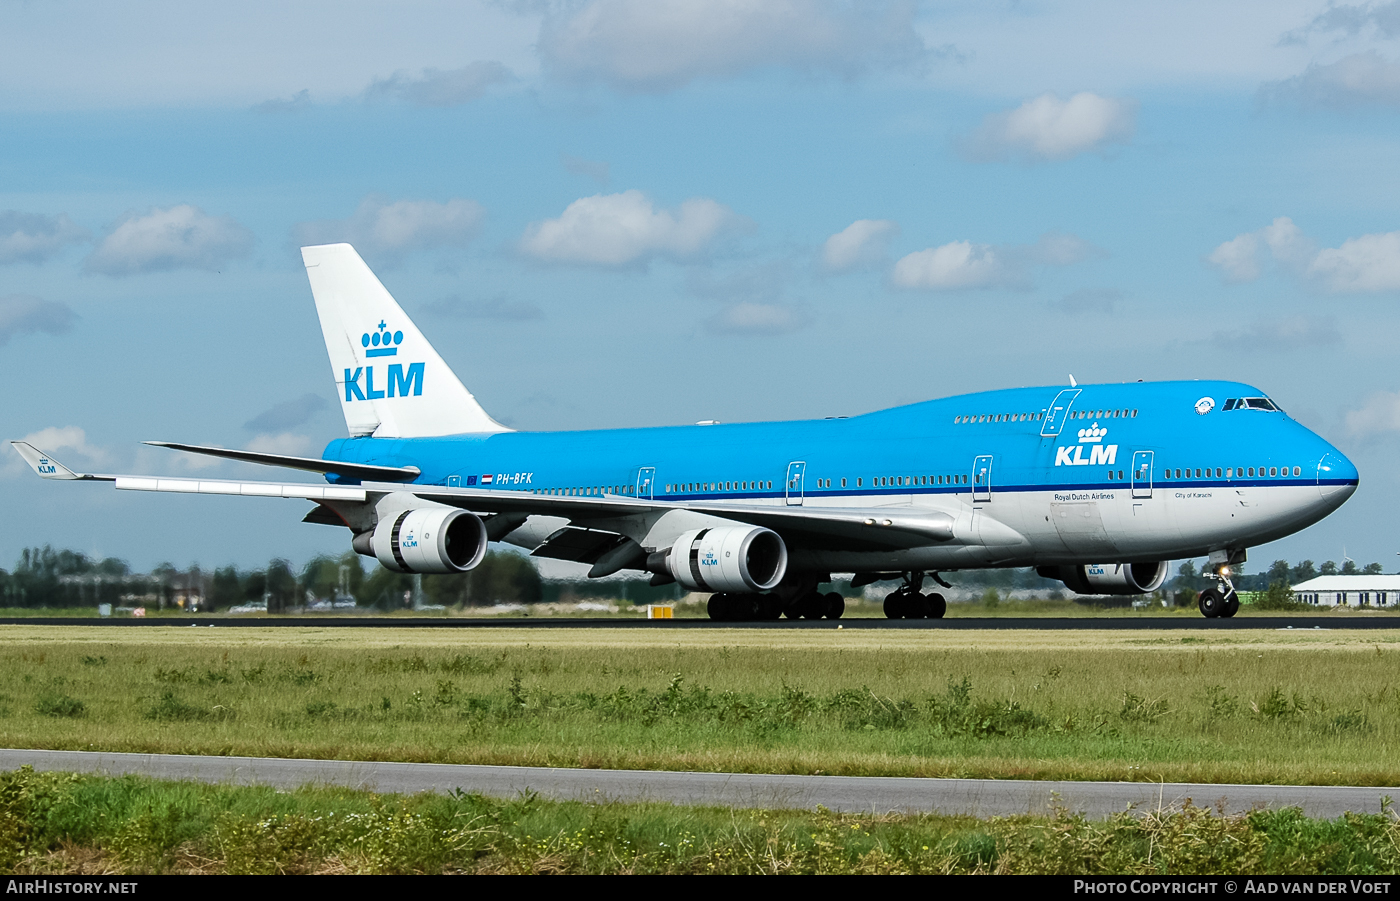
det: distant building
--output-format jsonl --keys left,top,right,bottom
{"left": 1290, "top": 575, "right": 1400, "bottom": 608}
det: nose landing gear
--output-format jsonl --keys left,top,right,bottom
{"left": 1199, "top": 554, "right": 1242, "bottom": 619}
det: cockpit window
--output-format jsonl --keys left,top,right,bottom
{"left": 1224, "top": 397, "right": 1279, "bottom": 412}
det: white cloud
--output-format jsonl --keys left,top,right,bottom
{"left": 520, "top": 190, "right": 737, "bottom": 266}
{"left": 892, "top": 241, "right": 1002, "bottom": 290}
{"left": 1262, "top": 51, "right": 1400, "bottom": 108}
{"left": 245, "top": 432, "right": 314, "bottom": 456}
{"left": 1310, "top": 231, "right": 1400, "bottom": 292}
{"left": 1209, "top": 217, "right": 1400, "bottom": 293}
{"left": 1207, "top": 232, "right": 1262, "bottom": 283}
{"left": 294, "top": 196, "right": 485, "bottom": 262}
{"left": 707, "top": 302, "right": 810, "bottom": 336}
{"left": 1345, "top": 390, "right": 1400, "bottom": 437}
{"left": 892, "top": 230, "right": 1097, "bottom": 291}
{"left": 85, "top": 205, "right": 254, "bottom": 276}
{"left": 963, "top": 92, "right": 1137, "bottom": 163}
{"left": 821, "top": 219, "right": 897, "bottom": 271}
{"left": 537, "top": 0, "right": 925, "bottom": 93}
{"left": 0, "top": 212, "right": 88, "bottom": 264}
{"left": 0, "top": 295, "right": 76, "bottom": 346}
{"left": 364, "top": 62, "right": 512, "bottom": 106}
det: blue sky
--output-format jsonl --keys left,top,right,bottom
{"left": 4, "top": 0, "right": 1400, "bottom": 573}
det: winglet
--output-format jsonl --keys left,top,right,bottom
{"left": 10, "top": 442, "right": 82, "bottom": 479}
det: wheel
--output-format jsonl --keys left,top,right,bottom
{"left": 927, "top": 592, "right": 947, "bottom": 619}
{"left": 824, "top": 592, "right": 845, "bottom": 620}
{"left": 908, "top": 591, "right": 930, "bottom": 619}
{"left": 1221, "top": 591, "right": 1240, "bottom": 618}
{"left": 798, "top": 591, "right": 826, "bottom": 620}
{"left": 757, "top": 594, "right": 784, "bottom": 621}
{"left": 883, "top": 589, "right": 907, "bottom": 619}
{"left": 732, "top": 593, "right": 761, "bottom": 621}
{"left": 1198, "top": 587, "right": 1224, "bottom": 618}
{"left": 707, "top": 593, "right": 729, "bottom": 621}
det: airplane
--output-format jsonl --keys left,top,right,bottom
{"left": 12, "top": 243, "right": 1359, "bottom": 621}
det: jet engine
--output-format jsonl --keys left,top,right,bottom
{"left": 363, "top": 507, "right": 489, "bottom": 574}
{"left": 1037, "top": 562, "right": 1168, "bottom": 596}
{"left": 655, "top": 526, "right": 788, "bottom": 593}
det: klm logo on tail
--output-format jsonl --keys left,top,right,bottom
{"left": 1055, "top": 423, "right": 1118, "bottom": 467}
{"left": 344, "top": 321, "right": 424, "bottom": 402}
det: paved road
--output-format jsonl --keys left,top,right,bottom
{"left": 2, "top": 749, "right": 1393, "bottom": 820}
{"left": 0, "top": 616, "right": 1395, "bottom": 630}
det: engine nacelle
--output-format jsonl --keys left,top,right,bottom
{"left": 1038, "top": 562, "right": 1168, "bottom": 596}
{"left": 662, "top": 526, "right": 788, "bottom": 593}
{"left": 366, "top": 507, "right": 488, "bottom": 574}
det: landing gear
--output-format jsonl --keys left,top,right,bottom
{"left": 705, "top": 588, "right": 844, "bottom": 621}
{"left": 882, "top": 573, "right": 947, "bottom": 620}
{"left": 1200, "top": 555, "right": 1242, "bottom": 619}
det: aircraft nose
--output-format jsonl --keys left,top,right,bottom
{"left": 1318, "top": 449, "right": 1359, "bottom": 502}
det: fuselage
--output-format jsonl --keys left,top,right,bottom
{"left": 322, "top": 379, "right": 1358, "bottom": 573}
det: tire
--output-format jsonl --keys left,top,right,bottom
{"left": 927, "top": 592, "right": 947, "bottom": 619}
{"left": 908, "top": 591, "right": 930, "bottom": 619}
{"left": 883, "top": 590, "right": 906, "bottom": 619}
{"left": 757, "top": 594, "right": 784, "bottom": 621}
{"left": 1198, "top": 587, "right": 1224, "bottom": 618}
{"left": 1221, "top": 591, "right": 1240, "bottom": 618}
{"left": 824, "top": 592, "right": 845, "bottom": 620}
{"left": 707, "top": 593, "right": 729, "bottom": 621}
{"left": 799, "top": 591, "right": 826, "bottom": 620}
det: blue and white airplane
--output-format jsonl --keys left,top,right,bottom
{"left": 12, "top": 244, "right": 1359, "bottom": 620}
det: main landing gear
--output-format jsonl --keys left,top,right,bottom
{"left": 706, "top": 589, "right": 845, "bottom": 622}
{"left": 883, "top": 572, "right": 947, "bottom": 620}
{"left": 1198, "top": 559, "right": 1241, "bottom": 619}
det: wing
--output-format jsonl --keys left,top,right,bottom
{"left": 13, "top": 442, "right": 961, "bottom": 556}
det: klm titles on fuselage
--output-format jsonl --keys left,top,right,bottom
{"left": 1054, "top": 423, "right": 1118, "bottom": 467}
{"left": 344, "top": 322, "right": 425, "bottom": 402}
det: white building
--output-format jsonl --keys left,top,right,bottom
{"left": 1290, "top": 575, "right": 1400, "bottom": 608}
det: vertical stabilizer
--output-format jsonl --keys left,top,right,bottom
{"left": 301, "top": 243, "right": 511, "bottom": 438}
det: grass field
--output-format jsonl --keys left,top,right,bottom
{"left": 1, "top": 766, "right": 1397, "bottom": 874}
{"left": 0, "top": 625, "right": 1398, "bottom": 786}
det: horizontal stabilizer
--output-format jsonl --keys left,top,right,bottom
{"left": 145, "top": 441, "right": 420, "bottom": 482}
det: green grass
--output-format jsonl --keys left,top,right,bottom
{"left": 0, "top": 766, "right": 1395, "bottom": 874}
{"left": 0, "top": 625, "right": 1398, "bottom": 786}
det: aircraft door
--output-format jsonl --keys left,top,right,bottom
{"left": 786, "top": 461, "right": 806, "bottom": 506}
{"left": 635, "top": 467, "right": 655, "bottom": 500}
{"left": 1040, "top": 388, "right": 1082, "bottom": 437}
{"left": 972, "top": 455, "right": 993, "bottom": 502}
{"left": 1131, "top": 451, "right": 1153, "bottom": 499}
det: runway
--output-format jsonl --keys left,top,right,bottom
{"left": 1, "top": 749, "right": 1394, "bottom": 820}
{"left": 0, "top": 615, "right": 1395, "bottom": 629}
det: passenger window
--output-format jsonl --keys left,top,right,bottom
{"left": 1270, "top": 467, "right": 1277, "bottom": 477}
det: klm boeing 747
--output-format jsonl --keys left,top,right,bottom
{"left": 13, "top": 244, "right": 1359, "bottom": 620}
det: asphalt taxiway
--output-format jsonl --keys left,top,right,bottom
{"left": 1, "top": 749, "right": 1392, "bottom": 820}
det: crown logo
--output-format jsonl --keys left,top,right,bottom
{"left": 1077, "top": 422, "right": 1107, "bottom": 443}
{"left": 362, "top": 321, "right": 403, "bottom": 358}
